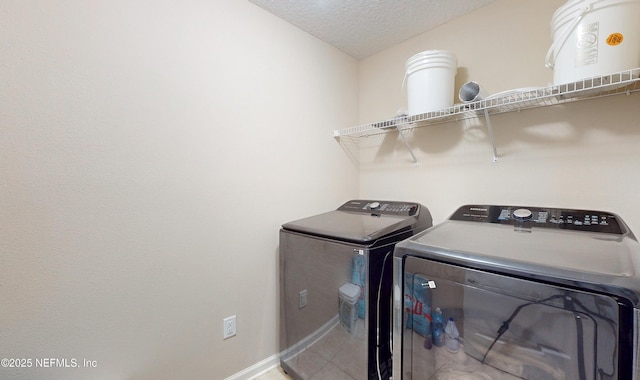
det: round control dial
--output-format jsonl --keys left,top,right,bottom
{"left": 512, "top": 208, "right": 533, "bottom": 220}
{"left": 369, "top": 202, "right": 381, "bottom": 210}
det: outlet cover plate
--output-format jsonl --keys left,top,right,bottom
{"left": 223, "top": 315, "right": 236, "bottom": 340}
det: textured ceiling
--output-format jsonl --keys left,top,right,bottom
{"left": 248, "top": 0, "right": 496, "bottom": 59}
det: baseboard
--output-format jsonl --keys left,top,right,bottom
{"left": 224, "top": 354, "right": 279, "bottom": 380}
{"left": 226, "top": 316, "right": 338, "bottom": 380}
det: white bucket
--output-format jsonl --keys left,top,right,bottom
{"left": 547, "top": 0, "right": 640, "bottom": 85}
{"left": 405, "top": 50, "right": 457, "bottom": 116}
{"left": 339, "top": 283, "right": 361, "bottom": 335}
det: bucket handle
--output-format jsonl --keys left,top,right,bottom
{"left": 545, "top": 4, "right": 593, "bottom": 69}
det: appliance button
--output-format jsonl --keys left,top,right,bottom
{"left": 369, "top": 202, "right": 381, "bottom": 210}
{"left": 513, "top": 208, "right": 533, "bottom": 220}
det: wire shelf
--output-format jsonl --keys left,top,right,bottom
{"left": 334, "top": 68, "right": 640, "bottom": 139}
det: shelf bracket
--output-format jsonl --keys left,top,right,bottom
{"left": 396, "top": 123, "right": 419, "bottom": 165}
{"left": 483, "top": 108, "right": 499, "bottom": 162}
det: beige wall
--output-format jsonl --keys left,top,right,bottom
{"left": 357, "top": 0, "right": 640, "bottom": 231}
{"left": 0, "top": 0, "right": 357, "bottom": 378}
{"left": 3, "top": 0, "right": 640, "bottom": 378}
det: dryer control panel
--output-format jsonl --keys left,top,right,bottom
{"left": 338, "top": 199, "right": 419, "bottom": 216}
{"left": 450, "top": 205, "right": 625, "bottom": 234}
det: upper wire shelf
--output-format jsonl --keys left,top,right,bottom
{"left": 334, "top": 68, "right": 640, "bottom": 139}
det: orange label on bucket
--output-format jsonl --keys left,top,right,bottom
{"left": 607, "top": 33, "right": 624, "bottom": 46}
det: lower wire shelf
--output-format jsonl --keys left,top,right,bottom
{"left": 334, "top": 68, "right": 640, "bottom": 164}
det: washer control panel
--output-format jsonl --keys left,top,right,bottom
{"left": 450, "top": 205, "right": 625, "bottom": 234}
{"left": 338, "top": 200, "right": 419, "bottom": 216}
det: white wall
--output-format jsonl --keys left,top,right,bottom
{"left": 0, "top": 1, "right": 358, "bottom": 379}
{"left": 357, "top": 0, "right": 640, "bottom": 231}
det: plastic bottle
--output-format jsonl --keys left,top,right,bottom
{"left": 432, "top": 307, "right": 445, "bottom": 347}
{"left": 423, "top": 334, "right": 432, "bottom": 350}
{"left": 444, "top": 317, "right": 460, "bottom": 353}
{"left": 422, "top": 306, "right": 433, "bottom": 350}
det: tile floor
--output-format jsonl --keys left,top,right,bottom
{"left": 254, "top": 328, "right": 566, "bottom": 380}
{"left": 278, "top": 319, "right": 366, "bottom": 380}
{"left": 401, "top": 327, "right": 568, "bottom": 380}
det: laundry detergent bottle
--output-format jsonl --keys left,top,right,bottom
{"left": 444, "top": 317, "right": 460, "bottom": 353}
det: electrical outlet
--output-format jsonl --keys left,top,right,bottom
{"left": 223, "top": 315, "right": 236, "bottom": 340}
